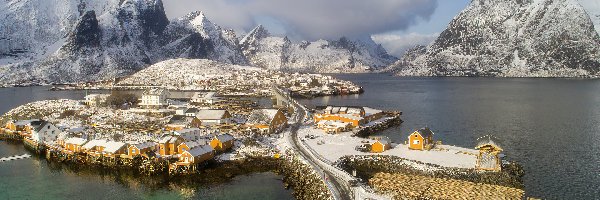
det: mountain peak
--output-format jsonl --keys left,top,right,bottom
{"left": 239, "top": 24, "right": 271, "bottom": 47}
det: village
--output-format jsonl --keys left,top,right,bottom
{"left": 57, "top": 59, "right": 364, "bottom": 98}
{"left": 0, "top": 84, "right": 524, "bottom": 199}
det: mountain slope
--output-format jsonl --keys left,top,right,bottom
{"left": 240, "top": 25, "right": 397, "bottom": 73}
{"left": 391, "top": 0, "right": 600, "bottom": 77}
{"left": 0, "top": 0, "right": 248, "bottom": 85}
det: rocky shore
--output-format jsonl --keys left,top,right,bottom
{"left": 336, "top": 155, "right": 524, "bottom": 189}
{"left": 353, "top": 111, "right": 403, "bottom": 137}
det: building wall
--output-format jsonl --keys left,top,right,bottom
{"left": 408, "top": 133, "right": 424, "bottom": 150}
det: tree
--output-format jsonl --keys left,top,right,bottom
{"left": 106, "top": 92, "right": 138, "bottom": 108}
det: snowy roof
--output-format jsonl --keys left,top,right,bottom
{"left": 103, "top": 141, "right": 127, "bottom": 153}
{"left": 133, "top": 142, "right": 156, "bottom": 150}
{"left": 14, "top": 119, "right": 41, "bottom": 126}
{"left": 65, "top": 137, "right": 88, "bottom": 145}
{"left": 247, "top": 109, "right": 280, "bottom": 124}
{"left": 187, "top": 145, "right": 214, "bottom": 157}
{"left": 337, "top": 114, "right": 364, "bottom": 121}
{"left": 363, "top": 107, "right": 382, "bottom": 116}
{"left": 476, "top": 136, "right": 503, "bottom": 151}
{"left": 176, "top": 128, "right": 200, "bottom": 134}
{"left": 216, "top": 134, "right": 234, "bottom": 143}
{"left": 159, "top": 135, "right": 173, "bottom": 143}
{"left": 416, "top": 127, "right": 434, "bottom": 138}
{"left": 82, "top": 139, "right": 108, "bottom": 149}
{"left": 317, "top": 120, "right": 351, "bottom": 127}
{"left": 195, "top": 110, "right": 229, "bottom": 120}
{"left": 143, "top": 88, "right": 166, "bottom": 96}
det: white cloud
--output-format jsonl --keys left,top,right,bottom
{"left": 162, "top": 0, "right": 438, "bottom": 40}
{"left": 372, "top": 32, "right": 438, "bottom": 57}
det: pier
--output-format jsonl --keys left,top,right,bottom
{"left": 0, "top": 154, "right": 31, "bottom": 163}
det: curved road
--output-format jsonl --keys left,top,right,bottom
{"left": 274, "top": 86, "right": 352, "bottom": 200}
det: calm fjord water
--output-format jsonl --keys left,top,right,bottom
{"left": 298, "top": 74, "right": 600, "bottom": 199}
{"left": 0, "top": 86, "right": 293, "bottom": 200}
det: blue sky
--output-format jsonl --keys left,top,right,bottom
{"left": 163, "top": 0, "right": 471, "bottom": 56}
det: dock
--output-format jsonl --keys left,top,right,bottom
{"left": 0, "top": 154, "right": 31, "bottom": 163}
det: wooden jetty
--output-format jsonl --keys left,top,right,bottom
{"left": 0, "top": 154, "right": 32, "bottom": 163}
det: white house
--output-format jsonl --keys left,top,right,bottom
{"left": 195, "top": 110, "right": 232, "bottom": 125}
{"left": 84, "top": 94, "right": 110, "bottom": 107}
{"left": 139, "top": 88, "right": 170, "bottom": 109}
{"left": 30, "top": 121, "right": 61, "bottom": 145}
{"left": 190, "top": 92, "right": 222, "bottom": 104}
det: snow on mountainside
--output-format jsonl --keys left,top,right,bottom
{"left": 240, "top": 25, "right": 397, "bottom": 73}
{"left": 159, "top": 11, "right": 247, "bottom": 65}
{"left": 0, "top": 0, "right": 247, "bottom": 85}
{"left": 0, "top": 0, "right": 118, "bottom": 64}
{"left": 118, "top": 58, "right": 261, "bottom": 89}
{"left": 390, "top": 0, "right": 600, "bottom": 77}
{"left": 578, "top": 0, "right": 600, "bottom": 36}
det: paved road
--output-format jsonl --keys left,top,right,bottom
{"left": 273, "top": 87, "right": 352, "bottom": 200}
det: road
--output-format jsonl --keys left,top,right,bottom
{"left": 273, "top": 86, "right": 353, "bottom": 200}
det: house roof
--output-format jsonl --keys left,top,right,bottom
{"left": 247, "top": 109, "right": 280, "bottom": 124}
{"left": 103, "top": 141, "right": 127, "bottom": 153}
{"left": 134, "top": 142, "right": 156, "bottom": 149}
{"left": 363, "top": 107, "right": 382, "bottom": 116}
{"left": 415, "top": 127, "right": 434, "bottom": 138}
{"left": 65, "top": 137, "right": 88, "bottom": 145}
{"left": 476, "top": 136, "right": 503, "bottom": 151}
{"left": 143, "top": 88, "right": 166, "bottom": 96}
{"left": 14, "top": 119, "right": 41, "bottom": 126}
{"left": 215, "top": 134, "right": 234, "bottom": 143}
{"left": 337, "top": 114, "right": 364, "bottom": 121}
{"left": 187, "top": 145, "right": 214, "bottom": 157}
{"left": 195, "top": 110, "right": 229, "bottom": 120}
{"left": 185, "top": 108, "right": 199, "bottom": 113}
{"left": 82, "top": 139, "right": 108, "bottom": 149}
{"left": 159, "top": 135, "right": 173, "bottom": 143}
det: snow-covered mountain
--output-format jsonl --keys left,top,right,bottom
{"left": 390, "top": 0, "right": 600, "bottom": 77}
{"left": 240, "top": 25, "right": 397, "bottom": 73}
{"left": 158, "top": 11, "right": 247, "bottom": 65}
{"left": 0, "top": 0, "right": 247, "bottom": 85}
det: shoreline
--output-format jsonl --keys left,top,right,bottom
{"left": 0, "top": 138, "right": 332, "bottom": 200}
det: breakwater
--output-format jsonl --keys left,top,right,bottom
{"left": 354, "top": 111, "right": 403, "bottom": 137}
{"left": 336, "top": 155, "right": 524, "bottom": 189}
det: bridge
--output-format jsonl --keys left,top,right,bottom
{"left": 0, "top": 154, "right": 31, "bottom": 163}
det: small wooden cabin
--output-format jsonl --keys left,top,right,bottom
{"left": 210, "top": 134, "right": 234, "bottom": 152}
{"left": 128, "top": 142, "right": 157, "bottom": 158}
{"left": 408, "top": 127, "right": 434, "bottom": 150}
{"left": 158, "top": 135, "right": 184, "bottom": 156}
{"left": 476, "top": 137, "right": 503, "bottom": 171}
{"left": 178, "top": 145, "right": 214, "bottom": 164}
{"left": 63, "top": 137, "right": 88, "bottom": 153}
{"left": 371, "top": 138, "right": 391, "bottom": 153}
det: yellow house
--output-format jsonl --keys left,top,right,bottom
{"left": 128, "top": 142, "right": 157, "bottom": 158}
{"left": 371, "top": 137, "right": 392, "bottom": 153}
{"left": 158, "top": 135, "right": 184, "bottom": 156}
{"left": 408, "top": 127, "right": 434, "bottom": 150}
{"left": 176, "top": 139, "right": 209, "bottom": 154}
{"left": 210, "top": 134, "right": 234, "bottom": 152}
{"left": 246, "top": 108, "right": 288, "bottom": 134}
{"left": 63, "top": 137, "right": 88, "bottom": 153}
{"left": 178, "top": 145, "right": 214, "bottom": 165}
{"left": 4, "top": 121, "right": 16, "bottom": 131}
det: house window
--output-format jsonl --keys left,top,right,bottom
{"left": 132, "top": 149, "right": 136, "bottom": 154}
{"left": 413, "top": 140, "right": 420, "bottom": 145}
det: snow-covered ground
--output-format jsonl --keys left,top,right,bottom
{"left": 298, "top": 126, "right": 477, "bottom": 169}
